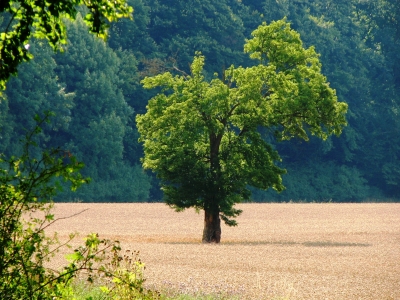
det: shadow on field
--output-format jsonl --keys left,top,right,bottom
{"left": 161, "top": 239, "right": 371, "bottom": 247}
{"left": 207, "top": 240, "right": 372, "bottom": 247}
{"left": 302, "top": 241, "right": 371, "bottom": 247}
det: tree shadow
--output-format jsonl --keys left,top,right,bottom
{"left": 302, "top": 241, "right": 371, "bottom": 247}
{"left": 163, "top": 239, "right": 372, "bottom": 247}
{"left": 216, "top": 240, "right": 372, "bottom": 247}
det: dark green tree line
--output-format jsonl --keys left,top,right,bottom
{"left": 1, "top": 14, "right": 151, "bottom": 202}
{"left": 53, "top": 15, "right": 151, "bottom": 202}
{"left": 1, "top": 0, "right": 399, "bottom": 202}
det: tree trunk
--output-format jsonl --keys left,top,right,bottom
{"left": 203, "top": 132, "right": 223, "bottom": 243}
{"left": 202, "top": 208, "right": 221, "bottom": 243}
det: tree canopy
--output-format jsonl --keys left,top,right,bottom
{"left": 136, "top": 19, "right": 348, "bottom": 242}
{"left": 1, "top": 0, "right": 399, "bottom": 203}
{"left": 0, "top": 0, "right": 132, "bottom": 91}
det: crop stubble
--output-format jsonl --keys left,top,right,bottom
{"left": 46, "top": 203, "right": 399, "bottom": 299}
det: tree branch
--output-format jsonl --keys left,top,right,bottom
{"left": 173, "top": 65, "right": 189, "bottom": 78}
{"left": 40, "top": 208, "right": 90, "bottom": 232}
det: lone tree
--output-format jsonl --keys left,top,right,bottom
{"left": 136, "top": 19, "right": 348, "bottom": 243}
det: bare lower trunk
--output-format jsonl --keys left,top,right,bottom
{"left": 202, "top": 209, "right": 221, "bottom": 243}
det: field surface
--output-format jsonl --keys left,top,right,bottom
{"left": 47, "top": 203, "right": 399, "bottom": 299}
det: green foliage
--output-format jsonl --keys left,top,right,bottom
{"left": 0, "top": 0, "right": 133, "bottom": 92}
{"left": 252, "top": 161, "right": 373, "bottom": 202}
{"left": 1, "top": 0, "right": 399, "bottom": 202}
{"left": 2, "top": 39, "right": 74, "bottom": 154}
{"left": 53, "top": 15, "right": 150, "bottom": 202}
{"left": 353, "top": 0, "right": 400, "bottom": 197}
{"left": 1, "top": 14, "right": 152, "bottom": 202}
{"left": 60, "top": 236, "right": 159, "bottom": 300}
{"left": 0, "top": 114, "right": 157, "bottom": 299}
{"left": 99, "top": 249, "right": 160, "bottom": 299}
{"left": 0, "top": 113, "right": 87, "bottom": 299}
{"left": 137, "top": 19, "right": 348, "bottom": 228}
{"left": 145, "top": 0, "right": 247, "bottom": 74}
{"left": 108, "top": 0, "right": 156, "bottom": 61}
{"left": 64, "top": 163, "right": 151, "bottom": 202}
{"left": 249, "top": 0, "right": 399, "bottom": 200}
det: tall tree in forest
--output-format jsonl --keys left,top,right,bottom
{"left": 145, "top": 0, "right": 247, "bottom": 74}
{"left": 358, "top": 0, "right": 400, "bottom": 89}
{"left": 2, "top": 40, "right": 74, "bottom": 155}
{"left": 355, "top": 0, "right": 400, "bottom": 196}
{"left": 108, "top": 0, "right": 156, "bottom": 60}
{"left": 137, "top": 20, "right": 348, "bottom": 243}
{"left": 54, "top": 15, "right": 150, "bottom": 202}
{"left": 246, "top": 0, "right": 379, "bottom": 202}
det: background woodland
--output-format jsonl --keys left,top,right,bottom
{"left": 1, "top": 0, "right": 399, "bottom": 202}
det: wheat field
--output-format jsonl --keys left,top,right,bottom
{"left": 46, "top": 203, "right": 399, "bottom": 299}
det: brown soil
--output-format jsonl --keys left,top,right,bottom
{"left": 45, "top": 203, "right": 400, "bottom": 299}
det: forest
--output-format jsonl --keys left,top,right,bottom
{"left": 1, "top": 0, "right": 399, "bottom": 203}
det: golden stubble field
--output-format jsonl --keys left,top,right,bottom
{"left": 46, "top": 203, "right": 399, "bottom": 299}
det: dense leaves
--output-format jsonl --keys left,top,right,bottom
{"left": 0, "top": 0, "right": 132, "bottom": 92}
{"left": 0, "top": 116, "right": 158, "bottom": 299}
{"left": 0, "top": 114, "right": 87, "bottom": 299}
{"left": 1, "top": 0, "right": 399, "bottom": 202}
{"left": 1, "top": 14, "right": 150, "bottom": 202}
{"left": 137, "top": 20, "right": 347, "bottom": 241}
